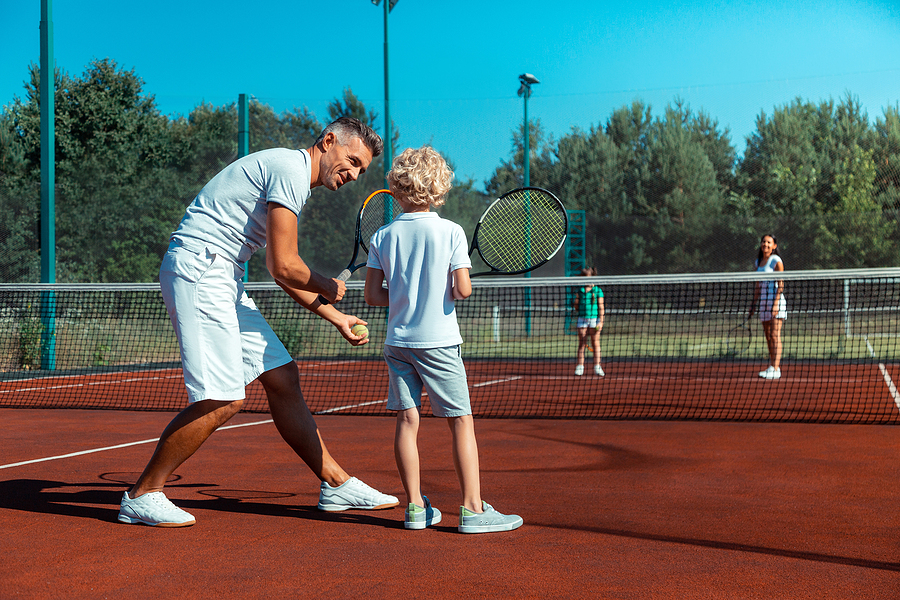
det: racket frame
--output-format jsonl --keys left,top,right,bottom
{"left": 469, "top": 187, "right": 568, "bottom": 278}
{"left": 726, "top": 316, "right": 753, "bottom": 355}
{"left": 319, "top": 189, "right": 396, "bottom": 305}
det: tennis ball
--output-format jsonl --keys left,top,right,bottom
{"left": 351, "top": 324, "right": 369, "bottom": 339}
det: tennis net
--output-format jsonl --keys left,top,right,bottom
{"left": 1, "top": 268, "right": 899, "bottom": 423}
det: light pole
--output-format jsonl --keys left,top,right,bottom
{"left": 517, "top": 73, "right": 540, "bottom": 187}
{"left": 517, "top": 74, "right": 539, "bottom": 333}
{"left": 372, "top": 0, "right": 399, "bottom": 187}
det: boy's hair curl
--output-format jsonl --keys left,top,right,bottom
{"left": 387, "top": 146, "right": 453, "bottom": 207}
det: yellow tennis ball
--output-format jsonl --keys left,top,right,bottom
{"left": 351, "top": 324, "right": 369, "bottom": 339}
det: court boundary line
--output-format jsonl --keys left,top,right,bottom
{"left": 877, "top": 364, "right": 900, "bottom": 412}
{"left": 314, "top": 376, "right": 523, "bottom": 415}
{"left": 0, "top": 419, "right": 274, "bottom": 470}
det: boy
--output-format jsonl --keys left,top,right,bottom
{"left": 364, "top": 146, "right": 523, "bottom": 533}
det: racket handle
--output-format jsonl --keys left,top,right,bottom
{"left": 317, "top": 269, "right": 353, "bottom": 306}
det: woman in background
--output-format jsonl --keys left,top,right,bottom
{"left": 749, "top": 235, "right": 786, "bottom": 380}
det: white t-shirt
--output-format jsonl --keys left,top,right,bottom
{"left": 366, "top": 212, "right": 472, "bottom": 348}
{"left": 172, "top": 148, "right": 312, "bottom": 264}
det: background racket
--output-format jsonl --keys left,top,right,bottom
{"left": 318, "top": 189, "right": 401, "bottom": 305}
{"left": 469, "top": 187, "right": 568, "bottom": 277}
{"left": 726, "top": 316, "right": 752, "bottom": 356}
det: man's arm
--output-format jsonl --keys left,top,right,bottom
{"left": 266, "top": 203, "right": 343, "bottom": 303}
{"left": 266, "top": 203, "right": 367, "bottom": 345}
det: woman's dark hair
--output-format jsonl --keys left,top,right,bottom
{"left": 756, "top": 234, "right": 781, "bottom": 264}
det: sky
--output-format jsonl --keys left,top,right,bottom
{"left": 3, "top": 0, "right": 900, "bottom": 191}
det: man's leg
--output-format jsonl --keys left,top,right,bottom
{"left": 259, "top": 361, "right": 398, "bottom": 511}
{"left": 130, "top": 399, "right": 244, "bottom": 498}
{"left": 257, "top": 362, "right": 348, "bottom": 486}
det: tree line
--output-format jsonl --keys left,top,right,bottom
{"left": 1, "top": 59, "right": 899, "bottom": 283}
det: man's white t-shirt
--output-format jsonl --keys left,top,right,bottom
{"left": 172, "top": 148, "right": 312, "bottom": 264}
{"left": 366, "top": 212, "right": 472, "bottom": 348}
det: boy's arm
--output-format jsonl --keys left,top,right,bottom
{"left": 365, "top": 267, "right": 390, "bottom": 306}
{"left": 452, "top": 267, "right": 472, "bottom": 300}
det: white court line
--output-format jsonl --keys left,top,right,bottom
{"left": 0, "top": 419, "right": 273, "bottom": 470}
{"left": 878, "top": 364, "right": 900, "bottom": 412}
{"left": 315, "top": 376, "right": 523, "bottom": 415}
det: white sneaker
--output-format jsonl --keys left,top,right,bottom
{"left": 762, "top": 367, "right": 782, "bottom": 380}
{"left": 118, "top": 491, "right": 196, "bottom": 527}
{"left": 759, "top": 366, "right": 775, "bottom": 378}
{"left": 594, "top": 365, "right": 605, "bottom": 377}
{"left": 574, "top": 365, "right": 584, "bottom": 376}
{"left": 317, "top": 476, "right": 399, "bottom": 512}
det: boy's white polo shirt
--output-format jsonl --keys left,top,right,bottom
{"left": 367, "top": 212, "right": 471, "bottom": 348}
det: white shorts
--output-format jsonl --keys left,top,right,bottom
{"left": 159, "top": 243, "right": 293, "bottom": 403}
{"left": 577, "top": 317, "right": 601, "bottom": 329}
{"left": 383, "top": 345, "right": 471, "bottom": 418}
{"left": 758, "top": 293, "right": 787, "bottom": 322}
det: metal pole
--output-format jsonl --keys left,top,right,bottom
{"left": 382, "top": 0, "right": 391, "bottom": 188}
{"left": 40, "top": 0, "right": 56, "bottom": 370}
{"left": 523, "top": 87, "right": 530, "bottom": 188}
{"left": 239, "top": 93, "right": 250, "bottom": 282}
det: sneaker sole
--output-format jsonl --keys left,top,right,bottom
{"left": 117, "top": 513, "right": 196, "bottom": 527}
{"left": 317, "top": 500, "right": 399, "bottom": 512}
{"left": 458, "top": 516, "right": 523, "bottom": 534}
{"left": 404, "top": 514, "right": 442, "bottom": 529}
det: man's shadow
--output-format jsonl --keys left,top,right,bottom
{"left": 0, "top": 473, "right": 401, "bottom": 528}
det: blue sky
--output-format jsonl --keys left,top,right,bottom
{"left": 2, "top": 1, "right": 899, "bottom": 191}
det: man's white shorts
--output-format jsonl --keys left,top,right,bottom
{"left": 159, "top": 243, "right": 293, "bottom": 403}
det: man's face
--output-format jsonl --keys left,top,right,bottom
{"left": 319, "top": 134, "right": 373, "bottom": 191}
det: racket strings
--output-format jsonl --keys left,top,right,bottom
{"left": 476, "top": 190, "right": 567, "bottom": 271}
{"left": 359, "top": 192, "right": 402, "bottom": 251}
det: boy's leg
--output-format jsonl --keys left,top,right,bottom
{"left": 395, "top": 407, "right": 422, "bottom": 507}
{"left": 448, "top": 414, "right": 482, "bottom": 513}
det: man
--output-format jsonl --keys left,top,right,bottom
{"left": 118, "top": 117, "right": 398, "bottom": 527}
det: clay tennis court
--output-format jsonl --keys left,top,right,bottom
{"left": 2, "top": 359, "right": 898, "bottom": 599}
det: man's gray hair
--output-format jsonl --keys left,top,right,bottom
{"left": 315, "top": 117, "right": 384, "bottom": 157}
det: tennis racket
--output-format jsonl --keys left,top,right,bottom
{"left": 726, "top": 316, "right": 752, "bottom": 356}
{"left": 318, "top": 189, "right": 402, "bottom": 305}
{"left": 469, "top": 187, "right": 568, "bottom": 277}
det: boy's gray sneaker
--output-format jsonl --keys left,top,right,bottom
{"left": 458, "top": 501, "right": 523, "bottom": 533}
{"left": 405, "top": 496, "right": 442, "bottom": 530}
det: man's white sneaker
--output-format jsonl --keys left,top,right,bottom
{"left": 317, "top": 477, "right": 399, "bottom": 512}
{"left": 759, "top": 366, "right": 775, "bottom": 378}
{"left": 574, "top": 365, "right": 584, "bottom": 376}
{"left": 594, "top": 365, "right": 605, "bottom": 376}
{"left": 118, "top": 491, "right": 196, "bottom": 527}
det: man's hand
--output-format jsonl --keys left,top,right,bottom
{"left": 336, "top": 315, "right": 369, "bottom": 346}
{"left": 320, "top": 278, "right": 346, "bottom": 305}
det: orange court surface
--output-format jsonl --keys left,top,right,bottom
{"left": 1, "top": 407, "right": 897, "bottom": 599}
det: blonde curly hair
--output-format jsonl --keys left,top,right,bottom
{"left": 387, "top": 145, "right": 453, "bottom": 207}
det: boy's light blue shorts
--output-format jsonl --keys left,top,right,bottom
{"left": 382, "top": 345, "right": 471, "bottom": 418}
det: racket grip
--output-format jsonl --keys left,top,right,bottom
{"left": 317, "top": 269, "right": 353, "bottom": 306}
